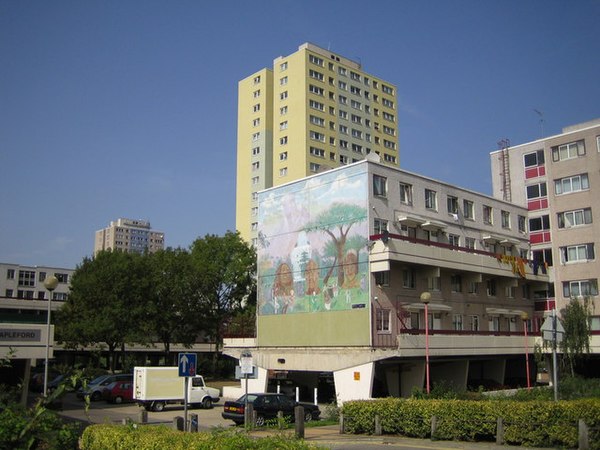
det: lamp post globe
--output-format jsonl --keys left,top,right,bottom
{"left": 420, "top": 292, "right": 431, "bottom": 394}
{"left": 43, "top": 275, "right": 59, "bottom": 397}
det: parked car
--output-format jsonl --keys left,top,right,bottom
{"left": 222, "top": 393, "right": 320, "bottom": 426}
{"left": 102, "top": 380, "right": 134, "bottom": 404}
{"left": 76, "top": 373, "right": 133, "bottom": 401}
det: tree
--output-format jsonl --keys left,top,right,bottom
{"left": 303, "top": 203, "right": 367, "bottom": 287}
{"left": 189, "top": 231, "right": 256, "bottom": 371}
{"left": 560, "top": 296, "right": 593, "bottom": 376}
{"left": 56, "top": 250, "right": 150, "bottom": 371}
{"left": 146, "top": 248, "right": 202, "bottom": 364}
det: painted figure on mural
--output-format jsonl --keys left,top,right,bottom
{"left": 342, "top": 250, "right": 360, "bottom": 289}
{"left": 304, "top": 259, "right": 321, "bottom": 295}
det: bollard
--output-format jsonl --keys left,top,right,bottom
{"left": 173, "top": 416, "right": 184, "bottom": 431}
{"left": 375, "top": 414, "right": 382, "bottom": 436}
{"left": 579, "top": 419, "right": 589, "bottom": 450}
{"left": 431, "top": 416, "right": 438, "bottom": 440}
{"left": 138, "top": 410, "right": 148, "bottom": 424}
{"left": 339, "top": 413, "right": 345, "bottom": 434}
{"left": 295, "top": 405, "right": 305, "bottom": 439}
{"left": 190, "top": 413, "right": 198, "bottom": 432}
{"left": 245, "top": 403, "right": 254, "bottom": 430}
{"left": 277, "top": 410, "right": 285, "bottom": 430}
{"left": 496, "top": 417, "right": 504, "bottom": 445}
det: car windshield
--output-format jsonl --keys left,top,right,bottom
{"left": 236, "top": 394, "right": 259, "bottom": 403}
{"left": 89, "top": 375, "right": 110, "bottom": 385}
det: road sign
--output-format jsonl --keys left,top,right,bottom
{"left": 540, "top": 316, "right": 564, "bottom": 343}
{"left": 178, "top": 352, "right": 197, "bottom": 377}
{"left": 235, "top": 365, "right": 258, "bottom": 379}
{"left": 240, "top": 352, "right": 253, "bottom": 375}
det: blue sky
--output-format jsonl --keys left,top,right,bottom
{"left": 1, "top": 0, "right": 599, "bottom": 269}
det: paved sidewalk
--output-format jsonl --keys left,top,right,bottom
{"left": 248, "top": 425, "right": 541, "bottom": 449}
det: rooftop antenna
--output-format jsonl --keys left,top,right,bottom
{"left": 534, "top": 109, "right": 545, "bottom": 137}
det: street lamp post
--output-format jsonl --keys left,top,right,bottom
{"left": 420, "top": 292, "right": 431, "bottom": 394}
{"left": 521, "top": 312, "right": 531, "bottom": 390}
{"left": 43, "top": 275, "right": 59, "bottom": 397}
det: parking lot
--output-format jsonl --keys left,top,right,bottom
{"left": 57, "top": 392, "right": 236, "bottom": 430}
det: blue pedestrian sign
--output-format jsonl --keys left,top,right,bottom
{"left": 178, "top": 352, "right": 197, "bottom": 377}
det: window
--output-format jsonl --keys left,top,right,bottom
{"left": 384, "top": 154, "right": 396, "bottom": 163}
{"left": 251, "top": 222, "right": 258, "bottom": 231}
{"left": 280, "top": 61, "right": 288, "bottom": 71}
{"left": 280, "top": 91, "right": 288, "bottom": 100}
{"left": 453, "top": 314, "right": 463, "bottom": 331}
{"left": 251, "top": 207, "right": 258, "bottom": 217}
{"left": 505, "top": 286, "right": 516, "bottom": 298}
{"left": 280, "top": 76, "right": 288, "bottom": 85}
{"left": 373, "top": 175, "right": 387, "bottom": 197}
{"left": 374, "top": 271, "right": 390, "bottom": 286}
{"left": 383, "top": 125, "right": 395, "bottom": 136}
{"left": 6, "top": 269, "right": 15, "bottom": 279}
{"left": 252, "top": 192, "right": 258, "bottom": 201}
{"left": 524, "top": 149, "right": 545, "bottom": 167}
{"left": 339, "top": 95, "right": 347, "bottom": 105}
{"left": 382, "top": 98, "right": 394, "bottom": 108}
{"left": 309, "top": 115, "right": 325, "bottom": 127}
{"left": 374, "top": 218, "right": 388, "bottom": 234}
{"left": 489, "top": 316, "right": 500, "bottom": 332}
{"left": 310, "top": 131, "right": 325, "bottom": 142}
{"left": 399, "top": 183, "right": 412, "bottom": 204}
{"left": 351, "top": 129, "right": 363, "bottom": 139}
{"left": 280, "top": 121, "right": 288, "bottom": 130}
{"left": 251, "top": 176, "right": 259, "bottom": 185}
{"left": 351, "top": 114, "right": 362, "bottom": 124}
{"left": 309, "top": 162, "right": 321, "bottom": 173}
{"left": 350, "top": 99, "right": 362, "bottom": 110}
{"left": 309, "top": 69, "right": 323, "bottom": 81}
{"left": 382, "top": 84, "right": 394, "bottom": 95}
{"left": 518, "top": 215, "right": 527, "bottom": 232}
{"left": 563, "top": 279, "right": 598, "bottom": 297}
{"left": 460, "top": 199, "right": 473, "bottom": 220}
{"left": 55, "top": 273, "right": 68, "bottom": 283}
{"left": 383, "top": 112, "right": 395, "bottom": 122}
{"left": 468, "top": 280, "right": 478, "bottom": 294}
{"left": 309, "top": 84, "right": 324, "bottom": 96}
{"left": 501, "top": 210, "right": 511, "bottom": 229}
{"left": 428, "top": 276, "right": 441, "bottom": 291}
{"left": 252, "top": 104, "right": 260, "bottom": 112}
{"left": 450, "top": 274, "right": 462, "bottom": 292}
{"left": 309, "top": 54, "right": 324, "bottom": 66}
{"left": 402, "top": 269, "right": 416, "bottom": 289}
{"left": 38, "top": 271, "right": 46, "bottom": 282}
{"left": 425, "top": 189, "right": 437, "bottom": 210}
{"left": 487, "top": 279, "right": 497, "bottom": 296}
{"left": 483, "top": 205, "right": 493, "bottom": 225}
{"left": 253, "top": 75, "right": 260, "bottom": 84}
{"left": 340, "top": 140, "right": 348, "bottom": 149}
{"left": 350, "top": 71, "right": 361, "bottom": 81}
{"left": 251, "top": 162, "right": 260, "bottom": 171}
{"left": 252, "top": 132, "right": 260, "bottom": 141}
{"left": 529, "top": 214, "right": 550, "bottom": 231}
{"left": 280, "top": 106, "right": 288, "bottom": 115}
{"left": 339, "top": 124, "right": 348, "bottom": 134}
{"left": 470, "top": 315, "right": 480, "bottom": 331}
{"left": 552, "top": 140, "right": 585, "bottom": 161}
{"left": 532, "top": 248, "right": 553, "bottom": 267}
{"left": 465, "top": 237, "right": 476, "bottom": 250}
{"left": 279, "top": 167, "right": 287, "bottom": 177}
{"left": 5, "top": 289, "right": 13, "bottom": 297}
{"left": 252, "top": 118, "right": 260, "bottom": 127}
{"left": 309, "top": 146, "right": 325, "bottom": 158}
{"left": 253, "top": 89, "right": 261, "bottom": 98}
{"left": 376, "top": 309, "right": 391, "bottom": 332}
{"left": 350, "top": 85, "right": 361, "bottom": 95}
{"left": 448, "top": 234, "right": 460, "bottom": 247}
{"left": 351, "top": 143, "right": 362, "bottom": 153}
{"left": 555, "top": 174, "right": 589, "bottom": 195}
{"left": 560, "top": 243, "right": 595, "bottom": 263}
{"left": 309, "top": 100, "right": 324, "bottom": 111}
{"left": 338, "top": 81, "right": 347, "bottom": 90}
{"left": 18, "top": 270, "right": 35, "bottom": 287}
{"left": 558, "top": 208, "right": 593, "bottom": 228}
{"left": 338, "top": 67, "right": 347, "bottom": 76}
{"left": 447, "top": 196, "right": 458, "bottom": 214}
{"left": 279, "top": 151, "right": 288, "bottom": 161}
{"left": 383, "top": 139, "right": 396, "bottom": 150}
{"left": 339, "top": 110, "right": 348, "bottom": 120}
{"left": 526, "top": 182, "right": 547, "bottom": 199}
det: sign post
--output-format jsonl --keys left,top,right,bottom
{"left": 240, "top": 351, "right": 253, "bottom": 429}
{"left": 540, "top": 310, "right": 564, "bottom": 401}
{"left": 178, "top": 352, "right": 197, "bottom": 431}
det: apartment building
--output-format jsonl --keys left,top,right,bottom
{"left": 236, "top": 43, "right": 400, "bottom": 245}
{"left": 0, "top": 262, "right": 73, "bottom": 372}
{"left": 490, "top": 119, "right": 600, "bottom": 327}
{"left": 94, "top": 218, "right": 164, "bottom": 256}
{"left": 224, "top": 157, "right": 549, "bottom": 402}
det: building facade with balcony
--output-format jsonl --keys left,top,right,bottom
{"left": 490, "top": 119, "right": 600, "bottom": 323}
{"left": 224, "top": 157, "right": 549, "bottom": 403}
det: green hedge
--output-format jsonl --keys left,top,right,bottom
{"left": 80, "top": 424, "right": 320, "bottom": 450}
{"left": 341, "top": 398, "right": 600, "bottom": 448}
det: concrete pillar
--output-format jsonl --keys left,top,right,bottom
{"left": 400, "top": 362, "right": 425, "bottom": 397}
{"left": 333, "top": 362, "right": 374, "bottom": 405}
{"left": 384, "top": 364, "right": 401, "bottom": 397}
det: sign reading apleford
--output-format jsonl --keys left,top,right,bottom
{"left": 0, "top": 329, "right": 41, "bottom": 341}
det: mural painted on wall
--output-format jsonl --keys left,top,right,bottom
{"left": 257, "top": 164, "right": 369, "bottom": 315}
